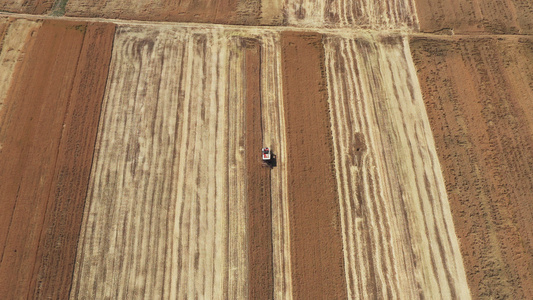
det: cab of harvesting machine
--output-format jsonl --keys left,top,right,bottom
{"left": 262, "top": 147, "right": 271, "bottom": 161}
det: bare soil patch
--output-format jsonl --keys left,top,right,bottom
{"left": 0, "top": 20, "right": 114, "bottom": 299}
{"left": 244, "top": 38, "right": 274, "bottom": 299}
{"left": 281, "top": 31, "right": 347, "bottom": 299}
{"left": 411, "top": 36, "right": 533, "bottom": 299}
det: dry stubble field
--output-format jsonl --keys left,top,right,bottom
{"left": 1, "top": 0, "right": 533, "bottom": 299}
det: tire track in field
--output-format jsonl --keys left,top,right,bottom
{"left": 70, "top": 25, "right": 247, "bottom": 299}
{"left": 324, "top": 33, "right": 470, "bottom": 299}
{"left": 286, "top": 0, "right": 418, "bottom": 29}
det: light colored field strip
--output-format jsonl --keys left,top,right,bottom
{"left": 226, "top": 33, "right": 247, "bottom": 300}
{"left": 259, "top": 32, "right": 293, "bottom": 300}
{"left": 285, "top": 0, "right": 419, "bottom": 29}
{"left": 0, "top": 18, "right": 41, "bottom": 112}
{"left": 324, "top": 34, "right": 470, "bottom": 299}
{"left": 71, "top": 25, "right": 247, "bottom": 299}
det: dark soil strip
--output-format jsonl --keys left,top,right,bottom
{"left": 280, "top": 31, "right": 347, "bottom": 299}
{"left": 0, "top": 20, "right": 114, "bottom": 299}
{"left": 244, "top": 38, "right": 274, "bottom": 299}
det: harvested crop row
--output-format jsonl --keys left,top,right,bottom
{"left": 259, "top": 32, "right": 293, "bottom": 300}
{"left": 411, "top": 36, "right": 533, "bottom": 299}
{"left": 281, "top": 31, "right": 347, "bottom": 300}
{"left": 324, "top": 33, "right": 470, "bottom": 299}
{"left": 0, "top": 19, "right": 115, "bottom": 299}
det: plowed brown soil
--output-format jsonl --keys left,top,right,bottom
{"left": 244, "top": 38, "right": 274, "bottom": 300}
{"left": 64, "top": 0, "right": 261, "bottom": 25}
{"left": 0, "top": 20, "right": 114, "bottom": 299}
{"left": 411, "top": 36, "right": 533, "bottom": 299}
{"left": 414, "top": 0, "right": 533, "bottom": 34}
{"left": 0, "top": 0, "right": 52, "bottom": 15}
{"left": 281, "top": 31, "right": 347, "bottom": 299}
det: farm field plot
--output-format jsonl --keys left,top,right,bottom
{"left": 64, "top": 0, "right": 272, "bottom": 25}
{"left": 324, "top": 33, "right": 470, "bottom": 299}
{"left": 2, "top": 0, "right": 533, "bottom": 296}
{"left": 411, "top": 36, "right": 533, "bottom": 299}
{"left": 0, "top": 19, "right": 114, "bottom": 299}
{"left": 0, "top": 0, "right": 52, "bottom": 15}
{"left": 70, "top": 25, "right": 247, "bottom": 299}
{"left": 70, "top": 24, "right": 292, "bottom": 299}
{"left": 413, "top": 0, "right": 533, "bottom": 34}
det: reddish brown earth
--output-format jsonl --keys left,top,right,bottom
{"left": 411, "top": 36, "right": 533, "bottom": 299}
{"left": 0, "top": 0, "right": 52, "bottom": 15}
{"left": 244, "top": 38, "right": 274, "bottom": 299}
{"left": 281, "top": 31, "right": 347, "bottom": 299}
{"left": 64, "top": 0, "right": 262, "bottom": 25}
{"left": 414, "top": 0, "right": 533, "bottom": 34}
{"left": 0, "top": 20, "right": 114, "bottom": 299}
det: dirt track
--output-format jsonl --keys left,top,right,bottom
{"left": 281, "top": 31, "right": 348, "bottom": 300}
{"left": 0, "top": 19, "right": 114, "bottom": 299}
{"left": 411, "top": 36, "right": 533, "bottom": 299}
